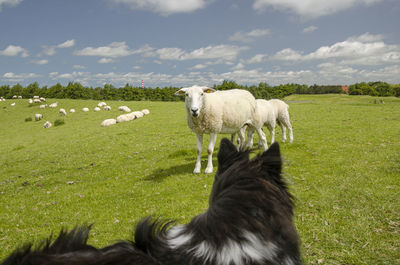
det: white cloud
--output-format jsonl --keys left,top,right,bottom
{"left": 246, "top": 54, "right": 268, "bottom": 64}
{"left": 303, "top": 26, "right": 317, "bottom": 33}
{"left": 270, "top": 33, "right": 400, "bottom": 66}
{"left": 0, "top": 45, "right": 29, "bottom": 57}
{"left": 2, "top": 72, "right": 39, "bottom": 82}
{"left": 181, "top": 45, "right": 248, "bottom": 61}
{"left": 32, "top": 59, "right": 49, "bottom": 65}
{"left": 109, "top": 0, "right": 209, "bottom": 16}
{"left": 229, "top": 29, "right": 270, "bottom": 43}
{"left": 74, "top": 42, "right": 134, "bottom": 58}
{"left": 39, "top": 39, "right": 76, "bottom": 57}
{"left": 0, "top": 0, "right": 22, "bottom": 12}
{"left": 57, "top": 39, "right": 75, "bottom": 48}
{"left": 98, "top": 58, "right": 116, "bottom": 63}
{"left": 252, "top": 0, "right": 383, "bottom": 18}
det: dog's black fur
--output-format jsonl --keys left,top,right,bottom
{"left": 2, "top": 138, "right": 301, "bottom": 265}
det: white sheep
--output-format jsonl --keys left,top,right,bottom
{"left": 175, "top": 85, "right": 267, "bottom": 174}
{"left": 82, "top": 107, "right": 89, "bottom": 112}
{"left": 59, "top": 108, "right": 67, "bottom": 116}
{"left": 98, "top": 102, "right": 107, "bottom": 107}
{"left": 104, "top": 106, "right": 111, "bottom": 111}
{"left": 141, "top": 109, "right": 150, "bottom": 115}
{"left": 28, "top": 99, "right": 33, "bottom": 104}
{"left": 39, "top": 104, "right": 47, "bottom": 109}
{"left": 94, "top": 107, "right": 101, "bottom": 112}
{"left": 267, "top": 99, "right": 293, "bottom": 143}
{"left": 18, "top": 96, "right": 22, "bottom": 99}
{"left": 35, "top": 114, "right": 43, "bottom": 121}
{"left": 49, "top": 102, "right": 58, "bottom": 108}
{"left": 10, "top": 102, "right": 15, "bottom": 106}
{"left": 12, "top": 95, "right": 17, "bottom": 99}
{"left": 33, "top": 96, "right": 40, "bottom": 99}
{"left": 132, "top": 111, "right": 144, "bottom": 118}
{"left": 70, "top": 109, "right": 76, "bottom": 113}
{"left": 118, "top": 106, "right": 131, "bottom": 112}
{"left": 101, "top": 118, "right": 117, "bottom": 127}
{"left": 116, "top": 112, "right": 136, "bottom": 123}
{"left": 43, "top": 121, "right": 52, "bottom": 128}
{"left": 33, "top": 98, "right": 41, "bottom": 103}
{"left": 40, "top": 97, "right": 46, "bottom": 102}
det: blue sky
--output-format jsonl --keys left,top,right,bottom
{"left": 0, "top": 0, "right": 399, "bottom": 87}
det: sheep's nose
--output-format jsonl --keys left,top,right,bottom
{"left": 191, "top": 108, "right": 199, "bottom": 117}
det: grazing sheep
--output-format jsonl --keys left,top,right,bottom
{"left": 33, "top": 98, "right": 41, "bottom": 103}
{"left": 132, "top": 111, "right": 144, "bottom": 118}
{"left": 28, "top": 99, "right": 33, "bottom": 104}
{"left": 33, "top": 96, "right": 39, "bottom": 99}
{"left": 18, "top": 96, "right": 22, "bottom": 99}
{"left": 43, "top": 121, "right": 52, "bottom": 128}
{"left": 70, "top": 109, "right": 76, "bottom": 113}
{"left": 94, "top": 107, "right": 101, "bottom": 112}
{"left": 35, "top": 114, "right": 43, "bottom": 121}
{"left": 82, "top": 107, "right": 89, "bottom": 112}
{"left": 141, "top": 109, "right": 150, "bottom": 115}
{"left": 116, "top": 112, "right": 136, "bottom": 123}
{"left": 40, "top": 97, "right": 46, "bottom": 102}
{"left": 101, "top": 118, "right": 117, "bottom": 127}
{"left": 12, "top": 95, "right": 17, "bottom": 99}
{"left": 39, "top": 104, "right": 47, "bottom": 109}
{"left": 118, "top": 106, "right": 131, "bottom": 112}
{"left": 97, "top": 102, "right": 107, "bottom": 107}
{"left": 175, "top": 85, "right": 267, "bottom": 174}
{"left": 10, "top": 102, "right": 15, "bottom": 106}
{"left": 104, "top": 105, "right": 111, "bottom": 111}
{"left": 49, "top": 102, "right": 58, "bottom": 108}
{"left": 59, "top": 108, "right": 67, "bottom": 116}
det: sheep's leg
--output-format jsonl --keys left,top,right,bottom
{"left": 278, "top": 120, "right": 287, "bottom": 143}
{"left": 230, "top": 133, "right": 236, "bottom": 144}
{"left": 205, "top": 133, "right": 217, "bottom": 174}
{"left": 245, "top": 128, "right": 255, "bottom": 149}
{"left": 281, "top": 117, "right": 294, "bottom": 143}
{"left": 194, "top": 134, "right": 203, "bottom": 174}
{"left": 256, "top": 126, "right": 268, "bottom": 150}
{"left": 238, "top": 127, "right": 247, "bottom": 151}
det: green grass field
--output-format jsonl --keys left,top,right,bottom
{"left": 0, "top": 94, "right": 399, "bottom": 264}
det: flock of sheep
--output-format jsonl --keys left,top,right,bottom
{"left": 4, "top": 96, "right": 150, "bottom": 128}
{"left": 4, "top": 87, "right": 293, "bottom": 175}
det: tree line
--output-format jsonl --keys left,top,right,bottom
{"left": 0, "top": 80, "right": 399, "bottom": 101}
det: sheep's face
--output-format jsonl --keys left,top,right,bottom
{"left": 175, "top": 86, "right": 215, "bottom": 117}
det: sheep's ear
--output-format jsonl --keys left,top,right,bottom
{"left": 217, "top": 138, "right": 240, "bottom": 174}
{"left": 175, "top": 88, "right": 187, "bottom": 96}
{"left": 202, "top": 87, "right": 216, "bottom": 93}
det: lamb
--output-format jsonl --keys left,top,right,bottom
{"left": 18, "top": 96, "right": 22, "bottom": 99}
{"left": 141, "top": 109, "right": 150, "bottom": 115}
{"left": 43, "top": 121, "right": 52, "bottom": 128}
{"left": 132, "top": 111, "right": 144, "bottom": 118}
{"left": 82, "top": 107, "right": 89, "bottom": 112}
{"left": 104, "top": 106, "right": 111, "bottom": 111}
{"left": 245, "top": 99, "right": 294, "bottom": 147}
{"left": 40, "top": 97, "right": 46, "bottom": 102}
{"left": 70, "top": 109, "right": 76, "bottom": 113}
{"left": 35, "top": 114, "right": 43, "bottom": 121}
{"left": 10, "top": 103, "right": 15, "bottom": 106}
{"left": 33, "top": 96, "right": 40, "bottom": 99}
{"left": 97, "top": 102, "right": 107, "bottom": 107}
{"left": 59, "top": 108, "right": 67, "bottom": 116}
{"left": 39, "top": 104, "right": 47, "bottom": 109}
{"left": 118, "top": 106, "right": 131, "bottom": 112}
{"left": 94, "top": 107, "right": 101, "bottom": 112}
{"left": 101, "top": 118, "right": 117, "bottom": 127}
{"left": 28, "top": 99, "right": 33, "bottom": 104}
{"left": 49, "top": 102, "right": 58, "bottom": 108}
{"left": 175, "top": 85, "right": 267, "bottom": 174}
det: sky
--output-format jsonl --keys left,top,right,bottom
{"left": 0, "top": 0, "right": 399, "bottom": 88}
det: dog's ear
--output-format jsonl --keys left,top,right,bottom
{"left": 217, "top": 138, "right": 240, "bottom": 174}
{"left": 260, "top": 142, "right": 282, "bottom": 178}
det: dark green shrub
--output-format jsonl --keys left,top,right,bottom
{"left": 25, "top": 117, "right": 32, "bottom": 122}
{"left": 54, "top": 119, "right": 65, "bottom": 127}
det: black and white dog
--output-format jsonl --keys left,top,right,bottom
{"left": 2, "top": 138, "right": 301, "bottom": 265}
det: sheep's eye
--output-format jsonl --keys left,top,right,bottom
{"left": 185, "top": 93, "right": 189, "bottom": 96}
{"left": 200, "top": 92, "right": 204, "bottom": 96}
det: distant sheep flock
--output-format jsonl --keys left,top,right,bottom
{"left": 2, "top": 96, "right": 150, "bottom": 129}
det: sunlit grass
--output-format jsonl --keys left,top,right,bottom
{"left": 0, "top": 94, "right": 399, "bottom": 264}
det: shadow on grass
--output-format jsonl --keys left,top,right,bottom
{"left": 144, "top": 159, "right": 218, "bottom": 182}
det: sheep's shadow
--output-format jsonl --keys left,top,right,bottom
{"left": 144, "top": 158, "right": 218, "bottom": 182}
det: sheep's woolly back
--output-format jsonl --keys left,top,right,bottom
{"left": 268, "top": 99, "right": 290, "bottom": 120}
{"left": 256, "top": 99, "right": 276, "bottom": 125}
{"left": 186, "top": 89, "right": 258, "bottom": 134}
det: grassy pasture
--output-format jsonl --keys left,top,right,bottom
{"left": 0, "top": 94, "right": 399, "bottom": 264}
